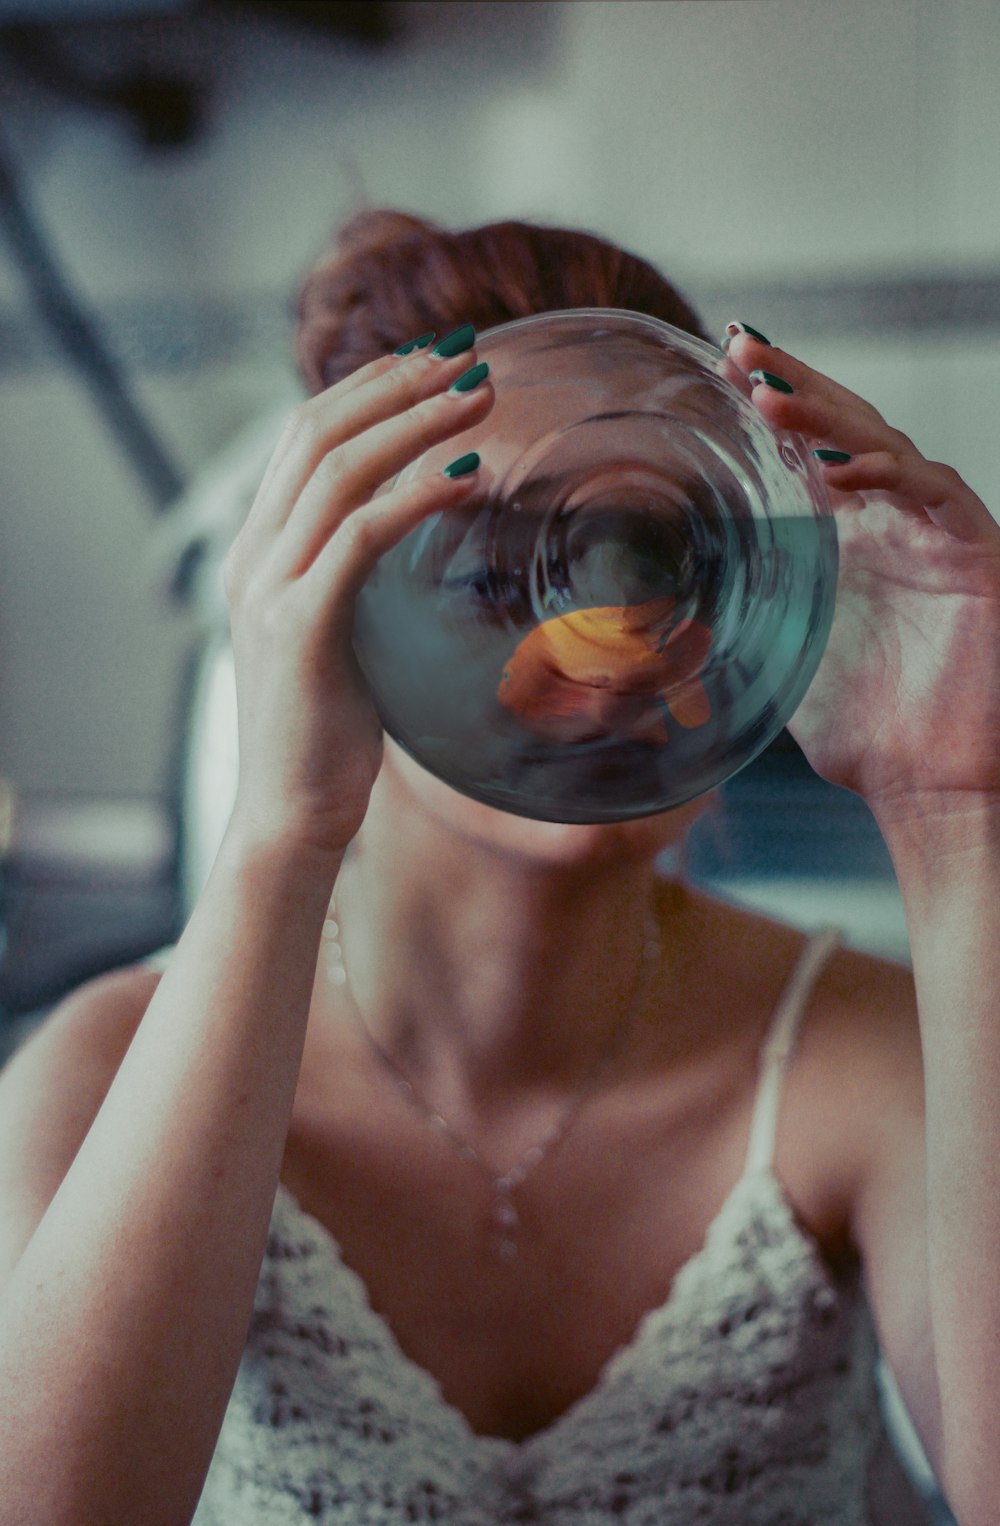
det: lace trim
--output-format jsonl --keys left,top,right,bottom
{"left": 194, "top": 1171, "right": 884, "bottom": 1524}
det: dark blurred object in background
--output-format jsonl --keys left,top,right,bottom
{"left": 0, "top": 19, "right": 204, "bottom": 148}
{"left": 212, "top": 1, "right": 393, "bottom": 45}
{"left": 0, "top": 1, "right": 394, "bottom": 151}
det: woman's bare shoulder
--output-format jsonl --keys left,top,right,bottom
{"left": 687, "top": 886, "right": 922, "bottom": 1190}
{"left": 1, "top": 961, "right": 163, "bottom": 1091}
{"left": 815, "top": 935, "right": 924, "bottom": 1147}
{"left": 0, "top": 963, "right": 162, "bottom": 1280}
{"left": 753, "top": 907, "right": 923, "bottom": 1209}
{"left": 810, "top": 933, "right": 920, "bottom": 1074}
{"left": 689, "top": 884, "right": 918, "bottom": 1053}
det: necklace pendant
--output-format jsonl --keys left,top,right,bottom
{"left": 490, "top": 1179, "right": 520, "bottom": 1261}
{"left": 336, "top": 896, "right": 662, "bottom": 1270}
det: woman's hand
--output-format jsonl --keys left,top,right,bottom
{"left": 222, "top": 332, "right": 494, "bottom": 859}
{"left": 724, "top": 323, "right": 1000, "bottom": 820}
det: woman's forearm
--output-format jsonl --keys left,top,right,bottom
{"left": 874, "top": 794, "right": 1000, "bottom": 1523}
{"left": 0, "top": 824, "right": 341, "bottom": 1526}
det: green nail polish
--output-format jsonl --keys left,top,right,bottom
{"left": 449, "top": 361, "right": 489, "bottom": 394}
{"left": 814, "top": 449, "right": 852, "bottom": 463}
{"left": 725, "top": 322, "right": 771, "bottom": 346}
{"left": 393, "top": 331, "right": 436, "bottom": 356}
{"left": 750, "top": 369, "right": 794, "bottom": 394}
{"left": 432, "top": 323, "right": 476, "bottom": 359}
{"left": 442, "top": 451, "right": 480, "bottom": 478}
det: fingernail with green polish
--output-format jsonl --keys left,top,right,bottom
{"left": 450, "top": 361, "right": 489, "bottom": 394}
{"left": 814, "top": 449, "right": 852, "bottom": 463}
{"left": 432, "top": 323, "right": 476, "bottom": 359}
{"left": 749, "top": 369, "right": 794, "bottom": 394}
{"left": 442, "top": 451, "right": 480, "bottom": 478}
{"left": 726, "top": 322, "right": 771, "bottom": 346}
{"left": 393, "top": 331, "right": 436, "bottom": 356}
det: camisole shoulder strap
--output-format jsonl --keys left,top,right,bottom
{"left": 743, "top": 925, "right": 843, "bottom": 1177}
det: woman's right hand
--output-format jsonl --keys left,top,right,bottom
{"left": 222, "top": 331, "right": 494, "bottom": 861}
{"left": 0, "top": 343, "right": 496, "bottom": 1521}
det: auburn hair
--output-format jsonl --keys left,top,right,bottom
{"left": 294, "top": 208, "right": 710, "bottom": 394}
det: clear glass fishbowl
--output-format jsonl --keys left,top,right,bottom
{"left": 354, "top": 308, "right": 838, "bottom": 823}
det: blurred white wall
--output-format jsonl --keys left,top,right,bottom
{"left": 0, "top": 0, "right": 997, "bottom": 802}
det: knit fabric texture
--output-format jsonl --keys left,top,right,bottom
{"left": 192, "top": 928, "right": 891, "bottom": 1525}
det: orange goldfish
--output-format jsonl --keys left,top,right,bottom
{"left": 497, "top": 596, "right": 713, "bottom": 745}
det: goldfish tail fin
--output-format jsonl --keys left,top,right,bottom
{"left": 663, "top": 679, "right": 713, "bottom": 729}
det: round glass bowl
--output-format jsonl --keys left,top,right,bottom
{"left": 354, "top": 309, "right": 837, "bottom": 823}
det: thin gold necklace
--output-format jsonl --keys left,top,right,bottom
{"left": 321, "top": 898, "right": 662, "bottom": 1261}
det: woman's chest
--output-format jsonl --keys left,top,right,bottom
{"left": 279, "top": 1060, "right": 855, "bottom": 1444}
{"left": 229, "top": 1166, "right": 877, "bottom": 1526}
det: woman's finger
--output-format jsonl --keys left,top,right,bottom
{"left": 813, "top": 450, "right": 1000, "bottom": 546}
{"left": 249, "top": 347, "right": 431, "bottom": 512}
{"left": 722, "top": 323, "right": 913, "bottom": 458}
{"left": 241, "top": 335, "right": 480, "bottom": 551}
{"left": 299, "top": 451, "right": 484, "bottom": 625}
{"left": 270, "top": 368, "right": 494, "bottom": 579}
{"left": 723, "top": 322, "right": 877, "bottom": 412}
{"left": 722, "top": 323, "right": 1000, "bottom": 547}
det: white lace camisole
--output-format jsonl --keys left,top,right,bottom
{"left": 191, "top": 926, "right": 907, "bottom": 1525}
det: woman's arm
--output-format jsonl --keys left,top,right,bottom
{"left": 859, "top": 797, "right": 1000, "bottom": 1526}
{"left": 0, "top": 832, "right": 337, "bottom": 1526}
{"left": 0, "top": 334, "right": 494, "bottom": 1526}
{"left": 725, "top": 322, "right": 1000, "bottom": 1525}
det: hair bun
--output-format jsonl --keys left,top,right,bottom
{"left": 295, "top": 209, "right": 438, "bottom": 394}
{"left": 293, "top": 206, "right": 707, "bottom": 396}
{"left": 331, "top": 208, "right": 439, "bottom": 262}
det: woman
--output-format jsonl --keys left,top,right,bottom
{"left": 0, "top": 210, "right": 997, "bottom": 1525}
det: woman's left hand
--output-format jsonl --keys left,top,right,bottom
{"left": 724, "top": 324, "right": 1000, "bottom": 818}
